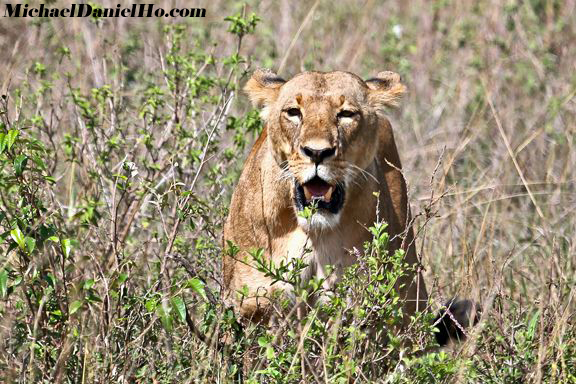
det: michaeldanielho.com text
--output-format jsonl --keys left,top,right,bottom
{"left": 4, "top": 4, "right": 206, "bottom": 18}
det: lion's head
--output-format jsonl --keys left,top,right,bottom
{"left": 244, "top": 70, "right": 406, "bottom": 231}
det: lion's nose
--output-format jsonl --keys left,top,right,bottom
{"left": 300, "top": 145, "right": 336, "bottom": 164}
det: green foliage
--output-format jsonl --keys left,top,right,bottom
{"left": 225, "top": 12, "right": 261, "bottom": 37}
{"left": 235, "top": 220, "right": 461, "bottom": 382}
{"left": 0, "top": 14, "right": 260, "bottom": 383}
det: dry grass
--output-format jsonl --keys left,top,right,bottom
{"left": 0, "top": 0, "right": 575, "bottom": 382}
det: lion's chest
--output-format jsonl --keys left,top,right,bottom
{"left": 273, "top": 228, "right": 357, "bottom": 290}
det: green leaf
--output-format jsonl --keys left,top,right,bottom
{"left": 170, "top": 296, "right": 186, "bottom": 322}
{"left": 10, "top": 228, "right": 25, "bottom": 250}
{"left": 0, "top": 269, "right": 8, "bottom": 298}
{"left": 12, "top": 275, "right": 22, "bottom": 287}
{"left": 6, "top": 130, "right": 19, "bottom": 150}
{"left": 25, "top": 237, "right": 36, "bottom": 254}
{"left": 266, "top": 345, "right": 275, "bottom": 359}
{"left": 85, "top": 292, "right": 102, "bottom": 303}
{"left": 186, "top": 278, "right": 208, "bottom": 301}
{"left": 62, "top": 238, "right": 77, "bottom": 258}
{"left": 46, "top": 273, "right": 56, "bottom": 288}
{"left": 69, "top": 300, "right": 83, "bottom": 315}
{"left": 0, "top": 133, "right": 5, "bottom": 154}
{"left": 145, "top": 299, "right": 157, "bottom": 312}
{"left": 117, "top": 273, "right": 128, "bottom": 285}
{"left": 527, "top": 310, "right": 540, "bottom": 341}
{"left": 157, "top": 305, "right": 173, "bottom": 331}
{"left": 257, "top": 336, "right": 269, "bottom": 347}
{"left": 13, "top": 154, "right": 28, "bottom": 176}
{"left": 83, "top": 279, "right": 95, "bottom": 290}
{"left": 32, "top": 155, "right": 46, "bottom": 170}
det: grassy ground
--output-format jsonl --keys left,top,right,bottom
{"left": 0, "top": 0, "right": 575, "bottom": 382}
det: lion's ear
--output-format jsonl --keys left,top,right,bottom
{"left": 244, "top": 69, "right": 286, "bottom": 110}
{"left": 365, "top": 71, "right": 406, "bottom": 109}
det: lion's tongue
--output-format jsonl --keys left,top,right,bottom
{"left": 303, "top": 179, "right": 333, "bottom": 202}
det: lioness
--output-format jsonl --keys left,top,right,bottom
{"left": 223, "top": 69, "right": 473, "bottom": 344}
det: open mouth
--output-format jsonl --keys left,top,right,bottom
{"left": 294, "top": 177, "right": 345, "bottom": 214}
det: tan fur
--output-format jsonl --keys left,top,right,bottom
{"left": 223, "top": 70, "right": 428, "bottom": 324}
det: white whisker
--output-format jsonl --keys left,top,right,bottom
{"left": 344, "top": 167, "right": 364, "bottom": 189}
{"left": 347, "top": 162, "right": 379, "bottom": 184}
{"left": 276, "top": 161, "right": 294, "bottom": 182}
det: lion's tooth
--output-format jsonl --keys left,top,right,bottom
{"left": 303, "top": 186, "right": 312, "bottom": 201}
{"left": 324, "top": 186, "right": 333, "bottom": 202}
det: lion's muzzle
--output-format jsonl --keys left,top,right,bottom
{"left": 294, "top": 176, "right": 345, "bottom": 214}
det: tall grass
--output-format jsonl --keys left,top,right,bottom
{"left": 0, "top": 0, "right": 574, "bottom": 382}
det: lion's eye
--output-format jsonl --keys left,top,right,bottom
{"left": 284, "top": 108, "right": 302, "bottom": 124}
{"left": 285, "top": 108, "right": 302, "bottom": 117}
{"left": 337, "top": 110, "right": 356, "bottom": 119}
